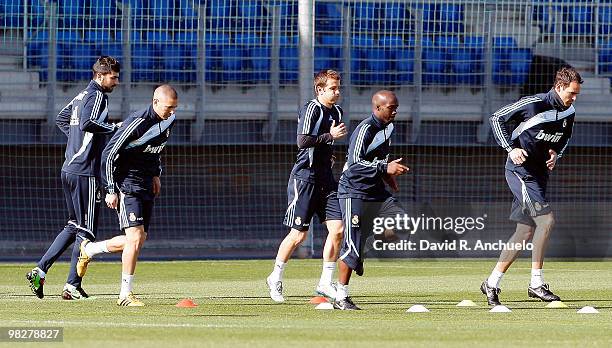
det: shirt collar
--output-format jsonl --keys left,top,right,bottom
{"left": 547, "top": 88, "right": 568, "bottom": 111}
{"left": 88, "top": 80, "right": 104, "bottom": 93}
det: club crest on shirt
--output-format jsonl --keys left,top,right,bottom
{"left": 295, "top": 216, "right": 302, "bottom": 226}
{"left": 563, "top": 119, "right": 567, "bottom": 128}
{"left": 352, "top": 215, "right": 359, "bottom": 225}
{"left": 166, "top": 128, "right": 171, "bottom": 137}
{"left": 129, "top": 212, "right": 137, "bottom": 222}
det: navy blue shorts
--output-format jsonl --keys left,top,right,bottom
{"left": 283, "top": 177, "right": 342, "bottom": 231}
{"left": 505, "top": 169, "right": 551, "bottom": 227}
{"left": 117, "top": 191, "right": 154, "bottom": 231}
{"left": 61, "top": 171, "right": 99, "bottom": 239}
{"left": 338, "top": 197, "right": 405, "bottom": 274}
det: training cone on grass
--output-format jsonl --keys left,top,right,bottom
{"left": 309, "top": 296, "right": 329, "bottom": 304}
{"left": 489, "top": 305, "right": 511, "bottom": 313}
{"left": 176, "top": 298, "right": 198, "bottom": 308}
{"left": 546, "top": 301, "right": 568, "bottom": 308}
{"left": 406, "top": 305, "right": 429, "bottom": 313}
{"left": 315, "top": 302, "right": 334, "bottom": 310}
{"left": 577, "top": 306, "right": 599, "bottom": 314}
{"left": 456, "top": 300, "right": 478, "bottom": 307}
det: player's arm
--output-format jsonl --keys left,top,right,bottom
{"left": 489, "top": 100, "right": 531, "bottom": 164}
{"left": 347, "top": 125, "right": 388, "bottom": 178}
{"left": 101, "top": 117, "right": 146, "bottom": 198}
{"left": 80, "top": 91, "right": 117, "bottom": 134}
{"left": 55, "top": 99, "right": 73, "bottom": 136}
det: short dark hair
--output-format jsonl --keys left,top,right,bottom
{"left": 554, "top": 66, "right": 583, "bottom": 88}
{"left": 313, "top": 69, "right": 340, "bottom": 95}
{"left": 92, "top": 56, "right": 120, "bottom": 77}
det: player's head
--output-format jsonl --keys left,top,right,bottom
{"left": 372, "top": 90, "right": 399, "bottom": 124}
{"left": 553, "top": 66, "right": 583, "bottom": 107}
{"left": 313, "top": 69, "right": 341, "bottom": 106}
{"left": 92, "top": 56, "right": 120, "bottom": 93}
{"left": 152, "top": 84, "right": 178, "bottom": 120}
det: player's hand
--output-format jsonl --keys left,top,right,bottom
{"left": 509, "top": 148, "right": 528, "bottom": 165}
{"left": 546, "top": 149, "right": 558, "bottom": 171}
{"left": 383, "top": 173, "right": 399, "bottom": 192}
{"left": 387, "top": 158, "right": 409, "bottom": 176}
{"left": 330, "top": 120, "right": 347, "bottom": 140}
{"left": 152, "top": 176, "right": 161, "bottom": 197}
{"left": 105, "top": 193, "right": 118, "bottom": 209}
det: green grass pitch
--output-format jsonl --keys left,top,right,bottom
{"left": 1, "top": 259, "right": 610, "bottom": 347}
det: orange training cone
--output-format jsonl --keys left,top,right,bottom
{"left": 176, "top": 298, "right": 198, "bottom": 308}
{"left": 309, "top": 296, "right": 329, "bottom": 304}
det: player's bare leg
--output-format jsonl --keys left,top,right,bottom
{"left": 266, "top": 228, "right": 307, "bottom": 302}
{"left": 316, "top": 219, "right": 343, "bottom": 298}
{"left": 117, "top": 226, "right": 146, "bottom": 306}
{"left": 77, "top": 235, "right": 127, "bottom": 277}
{"left": 482, "top": 223, "right": 535, "bottom": 306}
{"left": 528, "top": 213, "right": 559, "bottom": 301}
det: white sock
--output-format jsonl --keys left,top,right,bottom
{"left": 487, "top": 269, "right": 505, "bottom": 288}
{"left": 319, "top": 261, "right": 336, "bottom": 285}
{"left": 270, "top": 259, "right": 286, "bottom": 282}
{"left": 120, "top": 273, "right": 134, "bottom": 298}
{"left": 35, "top": 267, "right": 46, "bottom": 278}
{"left": 84, "top": 241, "right": 110, "bottom": 258}
{"left": 530, "top": 269, "right": 544, "bottom": 288}
{"left": 336, "top": 283, "right": 349, "bottom": 301}
{"left": 64, "top": 283, "right": 76, "bottom": 292}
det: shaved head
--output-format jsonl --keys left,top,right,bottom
{"left": 372, "top": 90, "right": 399, "bottom": 124}
{"left": 154, "top": 84, "right": 178, "bottom": 100}
{"left": 152, "top": 84, "right": 178, "bottom": 120}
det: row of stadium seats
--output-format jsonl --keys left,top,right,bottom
{"left": 26, "top": 29, "right": 532, "bottom": 85}
{"left": 0, "top": 0, "right": 460, "bottom": 33}
{"left": 533, "top": 0, "right": 612, "bottom": 35}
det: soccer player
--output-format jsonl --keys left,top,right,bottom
{"left": 482, "top": 66, "right": 583, "bottom": 306}
{"left": 334, "top": 90, "right": 409, "bottom": 310}
{"left": 78, "top": 84, "right": 177, "bottom": 306}
{"left": 266, "top": 70, "right": 347, "bottom": 302}
{"left": 26, "top": 56, "right": 122, "bottom": 300}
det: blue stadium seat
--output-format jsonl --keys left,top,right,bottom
{"left": 492, "top": 36, "right": 517, "bottom": 85}
{"left": 279, "top": 35, "right": 298, "bottom": 83}
{"left": 149, "top": 0, "right": 175, "bottom": 29}
{"left": 350, "top": 35, "right": 375, "bottom": 85}
{"left": 351, "top": 2, "right": 378, "bottom": 32}
{"left": 89, "top": 0, "right": 119, "bottom": 28}
{"left": 57, "top": 30, "right": 83, "bottom": 81}
{"left": 317, "top": 34, "right": 343, "bottom": 71}
{"left": 173, "top": 31, "right": 198, "bottom": 82}
{"left": 382, "top": 3, "right": 408, "bottom": 31}
{"left": 177, "top": 0, "right": 199, "bottom": 29}
{"left": 435, "top": 36, "right": 460, "bottom": 84}
{"left": 234, "top": 33, "right": 262, "bottom": 82}
{"left": 131, "top": 41, "right": 157, "bottom": 82}
{"left": 275, "top": 0, "right": 297, "bottom": 31}
{"left": 26, "top": 30, "right": 49, "bottom": 70}
{"left": 421, "top": 36, "right": 447, "bottom": 84}
{"left": 568, "top": 4, "right": 592, "bottom": 34}
{"left": 598, "top": 39, "right": 612, "bottom": 74}
{"left": 315, "top": 2, "right": 342, "bottom": 32}
{"left": 1, "top": 0, "right": 23, "bottom": 28}
{"left": 207, "top": 0, "right": 235, "bottom": 28}
{"left": 251, "top": 46, "right": 271, "bottom": 82}
{"left": 205, "top": 33, "right": 231, "bottom": 82}
{"left": 85, "top": 30, "right": 121, "bottom": 60}
{"left": 239, "top": 0, "right": 266, "bottom": 29}
{"left": 439, "top": 4, "right": 464, "bottom": 33}
{"left": 509, "top": 49, "right": 532, "bottom": 85}
{"left": 58, "top": 0, "right": 86, "bottom": 28}
{"left": 455, "top": 36, "right": 484, "bottom": 85}
{"left": 126, "top": 0, "right": 148, "bottom": 31}
{"left": 28, "top": 0, "right": 46, "bottom": 27}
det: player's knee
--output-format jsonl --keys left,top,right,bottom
{"left": 535, "top": 213, "right": 555, "bottom": 230}
{"left": 288, "top": 229, "right": 307, "bottom": 245}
